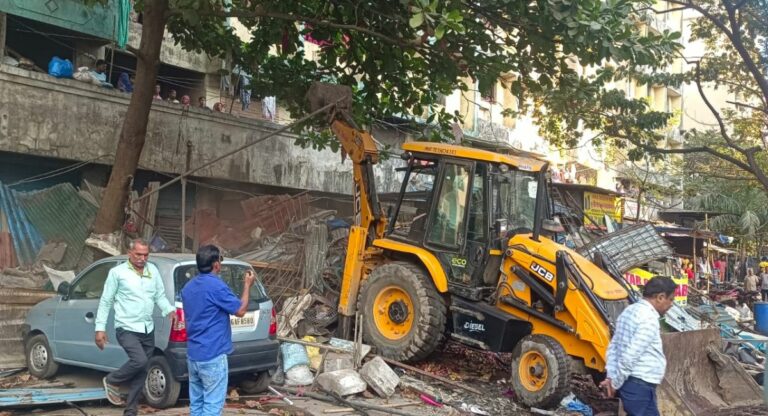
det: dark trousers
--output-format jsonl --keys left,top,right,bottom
{"left": 618, "top": 377, "right": 659, "bottom": 416}
{"left": 107, "top": 328, "right": 154, "bottom": 416}
{"left": 762, "top": 289, "right": 768, "bottom": 302}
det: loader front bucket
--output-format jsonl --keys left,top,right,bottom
{"left": 658, "top": 328, "right": 763, "bottom": 415}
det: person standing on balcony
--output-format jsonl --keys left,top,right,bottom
{"left": 600, "top": 277, "right": 676, "bottom": 416}
{"left": 95, "top": 239, "right": 176, "bottom": 416}
{"left": 166, "top": 89, "right": 180, "bottom": 104}
{"left": 153, "top": 84, "right": 163, "bottom": 100}
{"left": 181, "top": 245, "right": 255, "bottom": 416}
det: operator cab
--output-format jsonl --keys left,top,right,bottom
{"left": 386, "top": 142, "right": 549, "bottom": 299}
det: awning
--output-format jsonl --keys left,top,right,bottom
{"left": 704, "top": 242, "right": 737, "bottom": 254}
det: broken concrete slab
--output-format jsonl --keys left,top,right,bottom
{"left": 360, "top": 356, "right": 400, "bottom": 398}
{"left": 329, "top": 337, "right": 372, "bottom": 358}
{"left": 316, "top": 369, "right": 367, "bottom": 397}
{"left": 323, "top": 352, "right": 354, "bottom": 373}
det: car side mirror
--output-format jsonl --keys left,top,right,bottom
{"left": 57, "top": 281, "right": 71, "bottom": 299}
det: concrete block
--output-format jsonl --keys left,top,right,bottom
{"left": 323, "top": 352, "right": 354, "bottom": 373}
{"left": 360, "top": 356, "right": 400, "bottom": 398}
{"left": 316, "top": 369, "right": 367, "bottom": 397}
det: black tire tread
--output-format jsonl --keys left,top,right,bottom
{"left": 510, "top": 334, "right": 571, "bottom": 409}
{"left": 240, "top": 371, "right": 271, "bottom": 394}
{"left": 25, "top": 334, "right": 59, "bottom": 379}
{"left": 143, "top": 355, "right": 181, "bottom": 409}
{"left": 357, "top": 261, "right": 447, "bottom": 362}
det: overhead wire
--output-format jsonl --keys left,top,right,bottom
{"left": 8, "top": 155, "right": 111, "bottom": 187}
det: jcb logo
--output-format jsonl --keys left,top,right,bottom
{"left": 531, "top": 262, "right": 555, "bottom": 282}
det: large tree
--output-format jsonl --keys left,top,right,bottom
{"left": 92, "top": 0, "right": 680, "bottom": 234}
{"left": 551, "top": 0, "right": 768, "bottom": 194}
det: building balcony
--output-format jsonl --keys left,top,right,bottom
{"left": 0, "top": 64, "right": 380, "bottom": 195}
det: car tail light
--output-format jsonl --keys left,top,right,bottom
{"left": 269, "top": 308, "right": 277, "bottom": 338}
{"left": 169, "top": 307, "right": 187, "bottom": 342}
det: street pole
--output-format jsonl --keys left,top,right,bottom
{"left": 181, "top": 141, "right": 192, "bottom": 252}
{"left": 0, "top": 13, "right": 7, "bottom": 61}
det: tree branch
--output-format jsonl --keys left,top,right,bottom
{"left": 744, "top": 147, "right": 768, "bottom": 189}
{"left": 191, "top": 8, "right": 421, "bottom": 50}
{"left": 725, "top": 100, "right": 768, "bottom": 114}
{"left": 722, "top": 0, "right": 768, "bottom": 101}
{"left": 617, "top": 131, "right": 755, "bottom": 173}
{"left": 694, "top": 61, "right": 746, "bottom": 153}
{"left": 635, "top": 6, "right": 692, "bottom": 14}
{"left": 665, "top": 0, "right": 734, "bottom": 37}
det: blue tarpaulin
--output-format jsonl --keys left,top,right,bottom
{"left": 0, "top": 182, "right": 43, "bottom": 266}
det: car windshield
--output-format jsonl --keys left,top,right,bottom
{"left": 494, "top": 169, "right": 539, "bottom": 231}
{"left": 173, "top": 263, "right": 268, "bottom": 308}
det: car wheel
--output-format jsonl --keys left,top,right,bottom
{"left": 240, "top": 371, "right": 271, "bottom": 394}
{"left": 25, "top": 334, "right": 59, "bottom": 379}
{"left": 143, "top": 355, "right": 181, "bottom": 409}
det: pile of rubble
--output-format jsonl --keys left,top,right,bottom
{"left": 683, "top": 285, "right": 768, "bottom": 383}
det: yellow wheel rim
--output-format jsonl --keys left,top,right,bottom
{"left": 518, "top": 351, "right": 548, "bottom": 392}
{"left": 372, "top": 286, "right": 414, "bottom": 340}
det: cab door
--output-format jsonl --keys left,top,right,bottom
{"left": 424, "top": 161, "right": 487, "bottom": 286}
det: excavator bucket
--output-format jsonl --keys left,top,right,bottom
{"left": 657, "top": 328, "right": 763, "bottom": 415}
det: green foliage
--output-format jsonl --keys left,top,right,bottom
{"left": 688, "top": 177, "right": 768, "bottom": 241}
{"left": 133, "top": 0, "right": 683, "bottom": 149}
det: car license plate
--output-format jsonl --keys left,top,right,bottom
{"left": 230, "top": 311, "right": 259, "bottom": 329}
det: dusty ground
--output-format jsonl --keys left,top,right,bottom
{"left": 5, "top": 344, "right": 765, "bottom": 416}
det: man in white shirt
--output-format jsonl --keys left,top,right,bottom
{"left": 600, "top": 276, "right": 676, "bottom": 416}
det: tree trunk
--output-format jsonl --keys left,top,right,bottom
{"left": 93, "top": 0, "right": 169, "bottom": 234}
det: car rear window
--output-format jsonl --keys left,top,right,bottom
{"left": 174, "top": 263, "right": 268, "bottom": 307}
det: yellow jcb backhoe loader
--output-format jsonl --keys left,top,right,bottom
{"left": 307, "top": 83, "right": 636, "bottom": 408}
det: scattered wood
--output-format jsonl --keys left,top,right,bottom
{"left": 379, "top": 356, "right": 483, "bottom": 395}
{"left": 323, "top": 401, "right": 420, "bottom": 414}
{"left": 274, "top": 386, "right": 422, "bottom": 416}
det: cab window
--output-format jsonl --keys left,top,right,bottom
{"left": 428, "top": 164, "right": 470, "bottom": 248}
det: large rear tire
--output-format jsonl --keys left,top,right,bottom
{"left": 510, "top": 334, "right": 571, "bottom": 409}
{"left": 357, "top": 262, "right": 447, "bottom": 362}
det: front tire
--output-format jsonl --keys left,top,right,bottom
{"left": 25, "top": 334, "right": 59, "bottom": 379}
{"left": 357, "top": 262, "right": 447, "bottom": 362}
{"left": 143, "top": 355, "right": 181, "bottom": 409}
{"left": 510, "top": 335, "right": 571, "bottom": 409}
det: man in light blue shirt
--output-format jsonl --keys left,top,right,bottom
{"left": 601, "top": 276, "right": 676, "bottom": 416}
{"left": 95, "top": 239, "right": 175, "bottom": 415}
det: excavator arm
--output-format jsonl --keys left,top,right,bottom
{"left": 306, "top": 82, "right": 389, "bottom": 335}
{"left": 329, "top": 120, "right": 387, "bottom": 237}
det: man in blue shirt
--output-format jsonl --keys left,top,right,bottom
{"left": 181, "top": 245, "right": 254, "bottom": 416}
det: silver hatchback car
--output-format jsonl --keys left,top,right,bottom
{"left": 22, "top": 254, "right": 279, "bottom": 408}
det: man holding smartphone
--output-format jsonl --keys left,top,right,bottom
{"left": 181, "top": 245, "right": 255, "bottom": 416}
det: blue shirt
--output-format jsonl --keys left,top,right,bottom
{"left": 605, "top": 299, "right": 667, "bottom": 389}
{"left": 181, "top": 273, "right": 241, "bottom": 362}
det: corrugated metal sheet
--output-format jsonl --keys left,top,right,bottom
{"left": 15, "top": 183, "right": 97, "bottom": 270}
{"left": 0, "top": 182, "right": 43, "bottom": 266}
{"left": 0, "top": 232, "right": 17, "bottom": 269}
{"left": 0, "top": 289, "right": 55, "bottom": 369}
